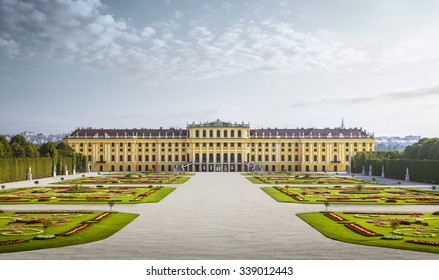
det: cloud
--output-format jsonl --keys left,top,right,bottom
{"left": 0, "top": 35, "right": 19, "bottom": 57}
{"left": 286, "top": 85, "right": 439, "bottom": 108}
{"left": 0, "top": 0, "right": 368, "bottom": 83}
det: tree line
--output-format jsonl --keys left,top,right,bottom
{"left": 0, "top": 135, "right": 87, "bottom": 183}
{"left": 351, "top": 138, "right": 439, "bottom": 184}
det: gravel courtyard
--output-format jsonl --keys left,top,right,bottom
{"left": 1, "top": 172, "right": 439, "bottom": 260}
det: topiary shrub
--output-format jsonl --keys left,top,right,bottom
{"left": 386, "top": 199, "right": 397, "bottom": 203}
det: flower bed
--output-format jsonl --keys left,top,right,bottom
{"left": 406, "top": 240, "right": 439, "bottom": 246}
{"left": 58, "top": 223, "right": 92, "bottom": 236}
{"left": 345, "top": 223, "right": 382, "bottom": 236}
{"left": 325, "top": 212, "right": 347, "bottom": 221}
{"left": 91, "top": 212, "right": 111, "bottom": 221}
{"left": 14, "top": 210, "right": 93, "bottom": 214}
{"left": 343, "top": 212, "right": 421, "bottom": 215}
{"left": 0, "top": 239, "right": 29, "bottom": 246}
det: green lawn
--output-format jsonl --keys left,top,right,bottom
{"left": 243, "top": 172, "right": 374, "bottom": 185}
{"left": 0, "top": 211, "right": 138, "bottom": 253}
{"left": 261, "top": 186, "right": 439, "bottom": 205}
{"left": 298, "top": 212, "right": 439, "bottom": 254}
{"left": 0, "top": 186, "right": 175, "bottom": 204}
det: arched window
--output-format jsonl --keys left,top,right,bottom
{"left": 223, "top": 153, "right": 228, "bottom": 162}
{"left": 224, "top": 130, "right": 228, "bottom": 138}
{"left": 209, "top": 153, "right": 214, "bottom": 163}
{"left": 230, "top": 153, "right": 235, "bottom": 163}
{"left": 202, "top": 130, "right": 207, "bottom": 138}
{"left": 202, "top": 153, "right": 207, "bottom": 162}
{"left": 195, "top": 130, "right": 200, "bottom": 138}
{"left": 237, "top": 153, "right": 242, "bottom": 162}
{"left": 231, "top": 130, "right": 235, "bottom": 138}
{"left": 216, "top": 130, "right": 221, "bottom": 138}
{"left": 238, "top": 130, "right": 242, "bottom": 138}
{"left": 209, "top": 130, "right": 213, "bottom": 137}
{"left": 195, "top": 153, "right": 200, "bottom": 162}
{"left": 216, "top": 153, "right": 221, "bottom": 162}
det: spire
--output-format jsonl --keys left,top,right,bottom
{"left": 340, "top": 117, "right": 345, "bottom": 129}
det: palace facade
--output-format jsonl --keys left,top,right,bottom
{"left": 64, "top": 120, "right": 374, "bottom": 173}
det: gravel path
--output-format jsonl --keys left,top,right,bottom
{"left": 1, "top": 173, "right": 439, "bottom": 260}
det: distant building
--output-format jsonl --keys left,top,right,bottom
{"left": 1, "top": 132, "right": 65, "bottom": 145}
{"left": 374, "top": 135, "right": 421, "bottom": 151}
{"left": 64, "top": 119, "right": 375, "bottom": 173}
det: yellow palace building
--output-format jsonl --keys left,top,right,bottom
{"left": 64, "top": 119, "right": 374, "bottom": 173}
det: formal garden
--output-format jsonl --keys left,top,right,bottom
{"left": 298, "top": 211, "right": 439, "bottom": 254}
{"left": 52, "top": 172, "right": 193, "bottom": 185}
{"left": 242, "top": 172, "right": 372, "bottom": 185}
{"left": 262, "top": 185, "right": 439, "bottom": 204}
{"left": 0, "top": 185, "right": 175, "bottom": 204}
{"left": 0, "top": 210, "right": 138, "bottom": 253}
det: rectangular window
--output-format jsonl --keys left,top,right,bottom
{"left": 251, "top": 155, "right": 255, "bottom": 161}
{"left": 182, "top": 155, "right": 186, "bottom": 161}
{"left": 175, "top": 155, "right": 179, "bottom": 162}
{"left": 111, "top": 155, "right": 115, "bottom": 161}
{"left": 272, "top": 155, "right": 276, "bottom": 161}
{"left": 168, "top": 155, "right": 172, "bottom": 161}
{"left": 145, "top": 155, "right": 149, "bottom": 161}
{"left": 305, "top": 155, "right": 309, "bottom": 162}
{"left": 322, "top": 155, "right": 326, "bottom": 162}
{"left": 288, "top": 155, "right": 292, "bottom": 161}
{"left": 152, "top": 155, "right": 156, "bottom": 161}
{"left": 127, "top": 155, "right": 131, "bottom": 162}
{"left": 346, "top": 155, "right": 349, "bottom": 161}
{"left": 314, "top": 155, "right": 317, "bottom": 162}
{"left": 119, "top": 155, "right": 123, "bottom": 161}
{"left": 265, "top": 155, "right": 269, "bottom": 161}
{"left": 295, "top": 155, "right": 298, "bottom": 161}
{"left": 138, "top": 155, "right": 142, "bottom": 161}
{"left": 161, "top": 155, "right": 165, "bottom": 161}
{"left": 88, "top": 155, "right": 92, "bottom": 162}
{"left": 281, "top": 155, "right": 285, "bottom": 161}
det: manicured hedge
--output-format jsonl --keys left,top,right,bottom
{"left": 352, "top": 156, "right": 439, "bottom": 184}
{"left": 0, "top": 155, "right": 87, "bottom": 183}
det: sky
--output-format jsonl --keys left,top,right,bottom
{"left": 1, "top": 0, "right": 439, "bottom": 137}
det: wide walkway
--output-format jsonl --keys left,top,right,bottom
{"left": 1, "top": 173, "right": 439, "bottom": 259}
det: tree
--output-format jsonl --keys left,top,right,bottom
{"left": 56, "top": 142, "right": 74, "bottom": 157}
{"left": 390, "top": 220, "right": 400, "bottom": 236}
{"left": 108, "top": 201, "right": 115, "bottom": 212}
{"left": 9, "top": 135, "right": 27, "bottom": 147}
{"left": 354, "top": 183, "right": 365, "bottom": 192}
{"left": 24, "top": 142, "right": 39, "bottom": 158}
{"left": 41, "top": 219, "right": 52, "bottom": 236}
{"left": 39, "top": 142, "right": 59, "bottom": 162}
{"left": 11, "top": 142, "right": 26, "bottom": 157}
{"left": 0, "top": 136, "right": 12, "bottom": 158}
